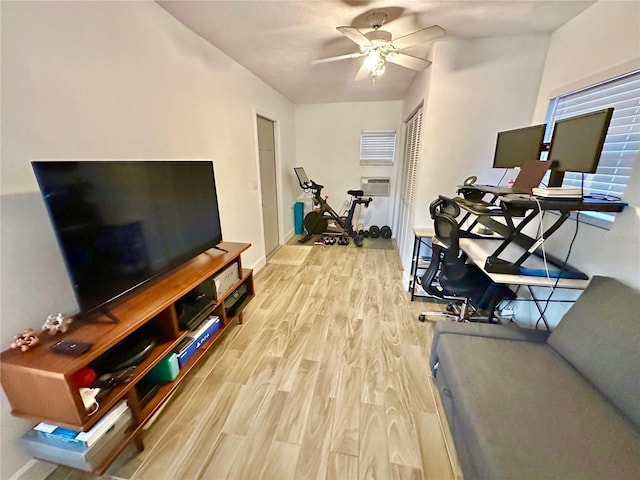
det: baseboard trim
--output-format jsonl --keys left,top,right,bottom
{"left": 251, "top": 255, "right": 267, "bottom": 273}
{"left": 285, "top": 228, "right": 296, "bottom": 243}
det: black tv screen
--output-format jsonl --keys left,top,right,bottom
{"left": 32, "top": 160, "right": 223, "bottom": 316}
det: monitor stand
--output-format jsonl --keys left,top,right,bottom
{"left": 548, "top": 169, "right": 565, "bottom": 188}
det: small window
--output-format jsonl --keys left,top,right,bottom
{"left": 360, "top": 130, "right": 396, "bottom": 165}
{"left": 543, "top": 70, "right": 639, "bottom": 226}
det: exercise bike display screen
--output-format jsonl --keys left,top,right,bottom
{"left": 294, "top": 167, "right": 310, "bottom": 187}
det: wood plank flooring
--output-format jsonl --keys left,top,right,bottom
{"left": 46, "top": 243, "right": 462, "bottom": 480}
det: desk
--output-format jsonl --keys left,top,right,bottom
{"left": 459, "top": 238, "right": 588, "bottom": 289}
{"left": 459, "top": 237, "right": 588, "bottom": 329}
{"left": 410, "top": 227, "right": 435, "bottom": 300}
{"left": 454, "top": 190, "right": 627, "bottom": 278}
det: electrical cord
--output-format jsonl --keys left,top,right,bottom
{"left": 535, "top": 174, "right": 584, "bottom": 329}
{"left": 535, "top": 212, "right": 580, "bottom": 329}
{"left": 533, "top": 197, "right": 551, "bottom": 283}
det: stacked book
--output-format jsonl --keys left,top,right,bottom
{"left": 532, "top": 187, "right": 583, "bottom": 199}
{"left": 24, "top": 400, "right": 132, "bottom": 472}
{"left": 33, "top": 400, "right": 129, "bottom": 448}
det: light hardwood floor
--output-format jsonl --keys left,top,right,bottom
{"left": 47, "top": 243, "right": 462, "bottom": 480}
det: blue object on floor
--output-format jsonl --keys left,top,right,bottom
{"left": 294, "top": 202, "right": 304, "bottom": 234}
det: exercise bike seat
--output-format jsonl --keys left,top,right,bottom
{"left": 347, "top": 189, "right": 364, "bottom": 197}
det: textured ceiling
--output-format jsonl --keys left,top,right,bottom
{"left": 157, "top": 0, "right": 595, "bottom": 104}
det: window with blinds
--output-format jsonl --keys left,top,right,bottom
{"left": 359, "top": 130, "right": 397, "bottom": 165}
{"left": 544, "top": 70, "right": 639, "bottom": 224}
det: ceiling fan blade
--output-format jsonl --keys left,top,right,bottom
{"left": 337, "top": 26, "right": 372, "bottom": 47}
{"left": 354, "top": 61, "right": 371, "bottom": 81}
{"left": 312, "top": 52, "right": 366, "bottom": 65}
{"left": 391, "top": 25, "right": 445, "bottom": 50}
{"left": 385, "top": 52, "right": 432, "bottom": 71}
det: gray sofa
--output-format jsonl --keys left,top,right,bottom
{"left": 430, "top": 275, "right": 640, "bottom": 479}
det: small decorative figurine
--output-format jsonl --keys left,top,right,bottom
{"left": 42, "top": 313, "right": 73, "bottom": 335}
{"left": 10, "top": 313, "right": 73, "bottom": 352}
{"left": 10, "top": 329, "right": 41, "bottom": 352}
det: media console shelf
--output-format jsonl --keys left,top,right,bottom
{"left": 0, "top": 242, "right": 254, "bottom": 475}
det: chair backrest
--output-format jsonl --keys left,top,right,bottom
{"left": 421, "top": 212, "right": 466, "bottom": 298}
{"left": 421, "top": 197, "right": 456, "bottom": 299}
{"left": 429, "top": 195, "right": 461, "bottom": 220}
{"left": 433, "top": 212, "right": 460, "bottom": 258}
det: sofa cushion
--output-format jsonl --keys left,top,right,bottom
{"left": 548, "top": 276, "right": 640, "bottom": 427}
{"left": 435, "top": 334, "right": 640, "bottom": 479}
{"left": 429, "top": 321, "right": 550, "bottom": 372}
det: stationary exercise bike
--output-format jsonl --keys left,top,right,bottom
{"left": 294, "top": 167, "right": 372, "bottom": 247}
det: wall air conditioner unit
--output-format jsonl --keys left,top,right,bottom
{"left": 361, "top": 177, "right": 391, "bottom": 196}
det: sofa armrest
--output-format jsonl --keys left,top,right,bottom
{"left": 429, "top": 322, "right": 550, "bottom": 373}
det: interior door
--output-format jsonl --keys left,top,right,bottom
{"left": 257, "top": 116, "right": 279, "bottom": 256}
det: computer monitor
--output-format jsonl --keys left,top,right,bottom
{"left": 546, "top": 107, "right": 614, "bottom": 187}
{"left": 492, "top": 124, "right": 546, "bottom": 169}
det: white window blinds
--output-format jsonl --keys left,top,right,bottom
{"left": 545, "top": 70, "right": 640, "bottom": 223}
{"left": 360, "top": 130, "right": 397, "bottom": 165}
{"left": 396, "top": 107, "right": 423, "bottom": 269}
{"left": 401, "top": 110, "right": 422, "bottom": 206}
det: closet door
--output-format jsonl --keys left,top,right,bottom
{"left": 257, "top": 115, "right": 279, "bottom": 256}
{"left": 396, "top": 106, "right": 423, "bottom": 281}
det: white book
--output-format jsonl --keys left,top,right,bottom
{"left": 532, "top": 187, "right": 582, "bottom": 198}
{"left": 34, "top": 400, "right": 129, "bottom": 447}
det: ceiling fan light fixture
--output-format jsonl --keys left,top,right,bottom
{"left": 364, "top": 50, "right": 386, "bottom": 77}
{"left": 372, "top": 63, "right": 385, "bottom": 77}
{"left": 323, "top": 19, "right": 445, "bottom": 81}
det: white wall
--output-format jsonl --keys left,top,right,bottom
{"left": 402, "top": 67, "right": 431, "bottom": 120}
{"left": 294, "top": 101, "right": 403, "bottom": 231}
{"left": 529, "top": 0, "right": 640, "bottom": 291}
{"left": 0, "top": 2, "right": 295, "bottom": 478}
{"left": 399, "top": 35, "right": 550, "bottom": 278}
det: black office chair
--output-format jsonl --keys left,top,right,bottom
{"left": 418, "top": 196, "right": 474, "bottom": 320}
{"left": 418, "top": 211, "right": 516, "bottom": 323}
{"left": 429, "top": 195, "right": 461, "bottom": 219}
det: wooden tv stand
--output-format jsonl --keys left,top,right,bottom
{"left": 0, "top": 242, "right": 254, "bottom": 475}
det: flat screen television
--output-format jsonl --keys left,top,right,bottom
{"left": 32, "top": 160, "right": 223, "bottom": 317}
{"left": 546, "top": 107, "right": 614, "bottom": 187}
{"left": 492, "top": 124, "right": 546, "bottom": 169}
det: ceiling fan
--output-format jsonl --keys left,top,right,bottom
{"left": 313, "top": 13, "right": 445, "bottom": 80}
{"left": 314, "top": 13, "right": 445, "bottom": 80}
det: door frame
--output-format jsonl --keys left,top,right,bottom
{"left": 253, "top": 109, "right": 282, "bottom": 257}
